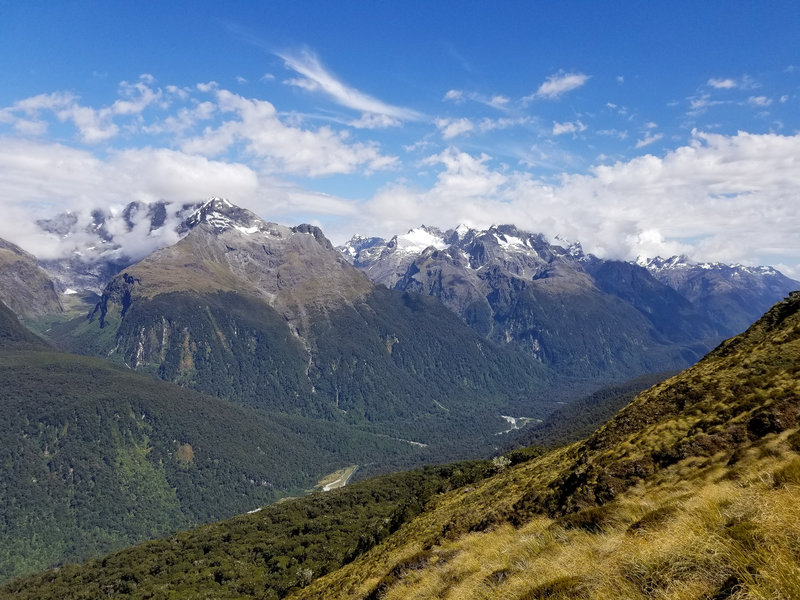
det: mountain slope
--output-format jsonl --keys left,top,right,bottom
{"left": 0, "top": 238, "right": 63, "bottom": 318}
{"left": 641, "top": 254, "right": 800, "bottom": 336}
{"left": 45, "top": 200, "right": 560, "bottom": 448}
{"left": 7, "top": 292, "right": 799, "bottom": 599}
{"left": 0, "top": 300, "right": 48, "bottom": 349}
{"left": 0, "top": 300, "right": 420, "bottom": 583}
{"left": 342, "top": 225, "right": 798, "bottom": 380}
{"left": 294, "top": 291, "right": 800, "bottom": 600}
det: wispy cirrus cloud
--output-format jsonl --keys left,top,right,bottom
{"left": 435, "top": 117, "right": 474, "bottom": 139}
{"left": 277, "top": 49, "right": 421, "bottom": 125}
{"left": 635, "top": 132, "right": 663, "bottom": 148}
{"left": 525, "top": 71, "right": 590, "bottom": 101}
{"left": 552, "top": 120, "right": 587, "bottom": 136}
{"left": 707, "top": 75, "right": 757, "bottom": 90}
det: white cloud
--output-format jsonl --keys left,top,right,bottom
{"left": 197, "top": 81, "right": 219, "bottom": 93}
{"left": 707, "top": 77, "right": 737, "bottom": 89}
{"left": 707, "top": 75, "right": 757, "bottom": 90}
{"left": 181, "top": 89, "right": 398, "bottom": 176}
{"left": 349, "top": 131, "right": 800, "bottom": 275}
{"left": 278, "top": 49, "right": 421, "bottom": 121}
{"left": 13, "top": 119, "right": 48, "bottom": 136}
{"left": 687, "top": 93, "right": 728, "bottom": 115}
{"left": 1, "top": 76, "right": 161, "bottom": 144}
{"left": 443, "top": 89, "right": 464, "bottom": 103}
{"left": 597, "top": 128, "right": 628, "bottom": 140}
{"left": 748, "top": 95, "right": 772, "bottom": 107}
{"left": 349, "top": 113, "right": 402, "bottom": 129}
{"left": 488, "top": 95, "right": 509, "bottom": 109}
{"left": 635, "top": 132, "right": 663, "bottom": 148}
{"left": 525, "top": 71, "right": 590, "bottom": 101}
{"left": 552, "top": 120, "right": 587, "bottom": 136}
{"left": 478, "top": 117, "right": 532, "bottom": 133}
{"left": 435, "top": 117, "right": 474, "bottom": 139}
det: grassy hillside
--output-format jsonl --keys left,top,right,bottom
{"left": 4, "top": 292, "right": 798, "bottom": 599}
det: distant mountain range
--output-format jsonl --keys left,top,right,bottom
{"left": 34, "top": 200, "right": 197, "bottom": 293}
{"left": 339, "top": 224, "right": 798, "bottom": 377}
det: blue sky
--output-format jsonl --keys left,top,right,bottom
{"left": 2, "top": 1, "right": 800, "bottom": 275}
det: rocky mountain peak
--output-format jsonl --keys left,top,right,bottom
{"left": 179, "top": 197, "right": 265, "bottom": 235}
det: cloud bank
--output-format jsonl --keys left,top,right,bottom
{"left": 1, "top": 68, "right": 798, "bottom": 279}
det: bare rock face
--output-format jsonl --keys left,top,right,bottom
{"left": 0, "top": 238, "right": 63, "bottom": 319}
{"left": 639, "top": 255, "right": 800, "bottom": 336}
{"left": 108, "top": 198, "right": 372, "bottom": 333}
{"left": 340, "top": 224, "right": 800, "bottom": 378}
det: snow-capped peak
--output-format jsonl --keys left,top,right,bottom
{"left": 181, "top": 197, "right": 264, "bottom": 235}
{"left": 639, "top": 255, "right": 694, "bottom": 272}
{"left": 393, "top": 226, "right": 447, "bottom": 254}
{"left": 454, "top": 223, "right": 471, "bottom": 238}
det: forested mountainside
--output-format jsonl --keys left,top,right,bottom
{"left": 0, "top": 299, "right": 422, "bottom": 583}
{"left": 39, "top": 200, "right": 562, "bottom": 449}
{"left": 7, "top": 292, "right": 799, "bottom": 599}
{"left": 341, "top": 225, "right": 798, "bottom": 378}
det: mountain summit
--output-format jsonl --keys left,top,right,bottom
{"left": 178, "top": 197, "right": 268, "bottom": 235}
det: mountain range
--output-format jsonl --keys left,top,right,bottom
{"left": 36, "top": 199, "right": 560, "bottom": 450}
{"left": 340, "top": 224, "right": 798, "bottom": 378}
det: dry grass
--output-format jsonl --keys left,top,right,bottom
{"left": 359, "top": 433, "right": 800, "bottom": 600}
{"left": 291, "top": 422, "right": 800, "bottom": 600}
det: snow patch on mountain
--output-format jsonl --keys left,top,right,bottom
{"left": 393, "top": 226, "right": 448, "bottom": 254}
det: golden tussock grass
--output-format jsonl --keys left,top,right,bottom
{"left": 294, "top": 431, "right": 800, "bottom": 600}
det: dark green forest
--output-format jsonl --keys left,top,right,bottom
{"left": 1, "top": 460, "right": 498, "bottom": 599}
{"left": 0, "top": 338, "right": 428, "bottom": 581}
